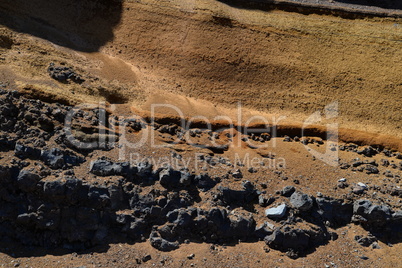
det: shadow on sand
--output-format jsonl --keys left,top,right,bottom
{"left": 0, "top": 0, "right": 123, "bottom": 52}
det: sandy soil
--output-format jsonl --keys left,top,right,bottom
{"left": 0, "top": 0, "right": 402, "bottom": 267}
{"left": 1, "top": 0, "right": 402, "bottom": 139}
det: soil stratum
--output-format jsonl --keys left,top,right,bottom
{"left": 0, "top": 0, "right": 401, "bottom": 267}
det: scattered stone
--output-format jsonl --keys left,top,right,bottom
{"left": 281, "top": 186, "right": 295, "bottom": 197}
{"left": 194, "top": 174, "right": 216, "bottom": 191}
{"left": 340, "top": 163, "right": 350, "bottom": 169}
{"left": 159, "top": 167, "right": 181, "bottom": 188}
{"left": 259, "top": 195, "right": 275, "bottom": 207}
{"left": 290, "top": 191, "right": 313, "bottom": 211}
{"left": 265, "top": 225, "right": 327, "bottom": 255}
{"left": 354, "top": 235, "right": 377, "bottom": 247}
{"left": 142, "top": 254, "right": 152, "bottom": 262}
{"left": 352, "top": 183, "right": 367, "bottom": 194}
{"left": 265, "top": 204, "right": 287, "bottom": 219}
{"left": 149, "top": 231, "right": 179, "bottom": 251}
{"left": 357, "top": 146, "right": 377, "bottom": 157}
{"left": 231, "top": 169, "right": 243, "bottom": 179}
{"left": 353, "top": 199, "right": 391, "bottom": 227}
{"left": 187, "top": 254, "right": 195, "bottom": 259}
{"left": 48, "top": 63, "right": 84, "bottom": 83}
{"left": 352, "top": 161, "right": 363, "bottom": 167}
{"left": 381, "top": 159, "right": 390, "bottom": 167}
{"left": 371, "top": 242, "right": 381, "bottom": 249}
{"left": 89, "top": 158, "right": 128, "bottom": 176}
{"left": 283, "top": 136, "right": 292, "bottom": 142}
{"left": 365, "top": 165, "right": 379, "bottom": 174}
{"left": 248, "top": 167, "right": 257, "bottom": 173}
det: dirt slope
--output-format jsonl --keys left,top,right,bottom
{"left": 106, "top": 0, "right": 402, "bottom": 138}
{"left": 1, "top": 0, "right": 402, "bottom": 140}
{"left": 1, "top": 0, "right": 402, "bottom": 267}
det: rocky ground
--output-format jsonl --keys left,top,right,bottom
{"left": 0, "top": 0, "right": 401, "bottom": 267}
{"left": 0, "top": 86, "right": 401, "bottom": 266}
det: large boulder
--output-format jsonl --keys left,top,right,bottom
{"left": 15, "top": 144, "right": 41, "bottom": 159}
{"left": 41, "top": 148, "right": 84, "bottom": 169}
{"left": 264, "top": 224, "right": 329, "bottom": 258}
{"left": 265, "top": 226, "right": 310, "bottom": 252}
{"left": 217, "top": 185, "right": 259, "bottom": 206}
{"left": 353, "top": 199, "right": 392, "bottom": 227}
{"left": 315, "top": 197, "right": 353, "bottom": 226}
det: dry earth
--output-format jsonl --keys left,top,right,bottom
{"left": 0, "top": 0, "right": 402, "bottom": 267}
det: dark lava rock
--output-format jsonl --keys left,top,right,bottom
{"left": 126, "top": 218, "right": 147, "bottom": 240}
{"left": 352, "top": 161, "right": 363, "bottom": 167}
{"left": 355, "top": 234, "right": 377, "bottom": 247}
{"left": 381, "top": 159, "right": 390, "bottom": 167}
{"left": 337, "top": 181, "right": 349, "bottom": 189}
{"left": 89, "top": 158, "right": 129, "bottom": 176}
{"left": 315, "top": 197, "right": 353, "bottom": 227}
{"left": 357, "top": 146, "right": 378, "bottom": 157}
{"left": 166, "top": 208, "right": 193, "bottom": 228}
{"left": 228, "top": 214, "right": 256, "bottom": 241}
{"left": 194, "top": 174, "right": 216, "bottom": 191}
{"left": 248, "top": 167, "right": 257, "bottom": 173}
{"left": 159, "top": 167, "right": 181, "bottom": 188}
{"left": 88, "top": 186, "right": 110, "bottom": 208}
{"left": 281, "top": 186, "right": 296, "bottom": 197}
{"left": 392, "top": 210, "right": 402, "bottom": 222}
{"left": 142, "top": 254, "right": 152, "bottom": 262}
{"left": 217, "top": 185, "right": 259, "bottom": 206}
{"left": 17, "top": 169, "right": 41, "bottom": 192}
{"left": 353, "top": 199, "right": 391, "bottom": 227}
{"left": 353, "top": 199, "right": 372, "bottom": 215}
{"left": 14, "top": 144, "right": 41, "bottom": 159}
{"left": 340, "top": 163, "right": 351, "bottom": 169}
{"left": 290, "top": 191, "right": 313, "bottom": 212}
{"left": 149, "top": 230, "right": 179, "bottom": 251}
{"left": 41, "top": 148, "right": 84, "bottom": 169}
{"left": 365, "top": 165, "right": 379, "bottom": 174}
{"left": 126, "top": 119, "right": 144, "bottom": 132}
{"left": 264, "top": 225, "right": 328, "bottom": 256}
{"left": 259, "top": 195, "right": 275, "bottom": 207}
{"left": 48, "top": 63, "right": 84, "bottom": 83}
{"left": 179, "top": 172, "right": 193, "bottom": 186}
{"left": 43, "top": 180, "right": 65, "bottom": 202}
{"left": 231, "top": 169, "right": 243, "bottom": 179}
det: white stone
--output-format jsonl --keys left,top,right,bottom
{"left": 357, "top": 182, "right": 367, "bottom": 189}
{"left": 265, "top": 203, "right": 287, "bottom": 219}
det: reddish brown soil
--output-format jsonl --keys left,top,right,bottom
{"left": 0, "top": 0, "right": 402, "bottom": 267}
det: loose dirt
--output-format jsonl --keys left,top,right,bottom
{"left": 0, "top": 0, "right": 402, "bottom": 267}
